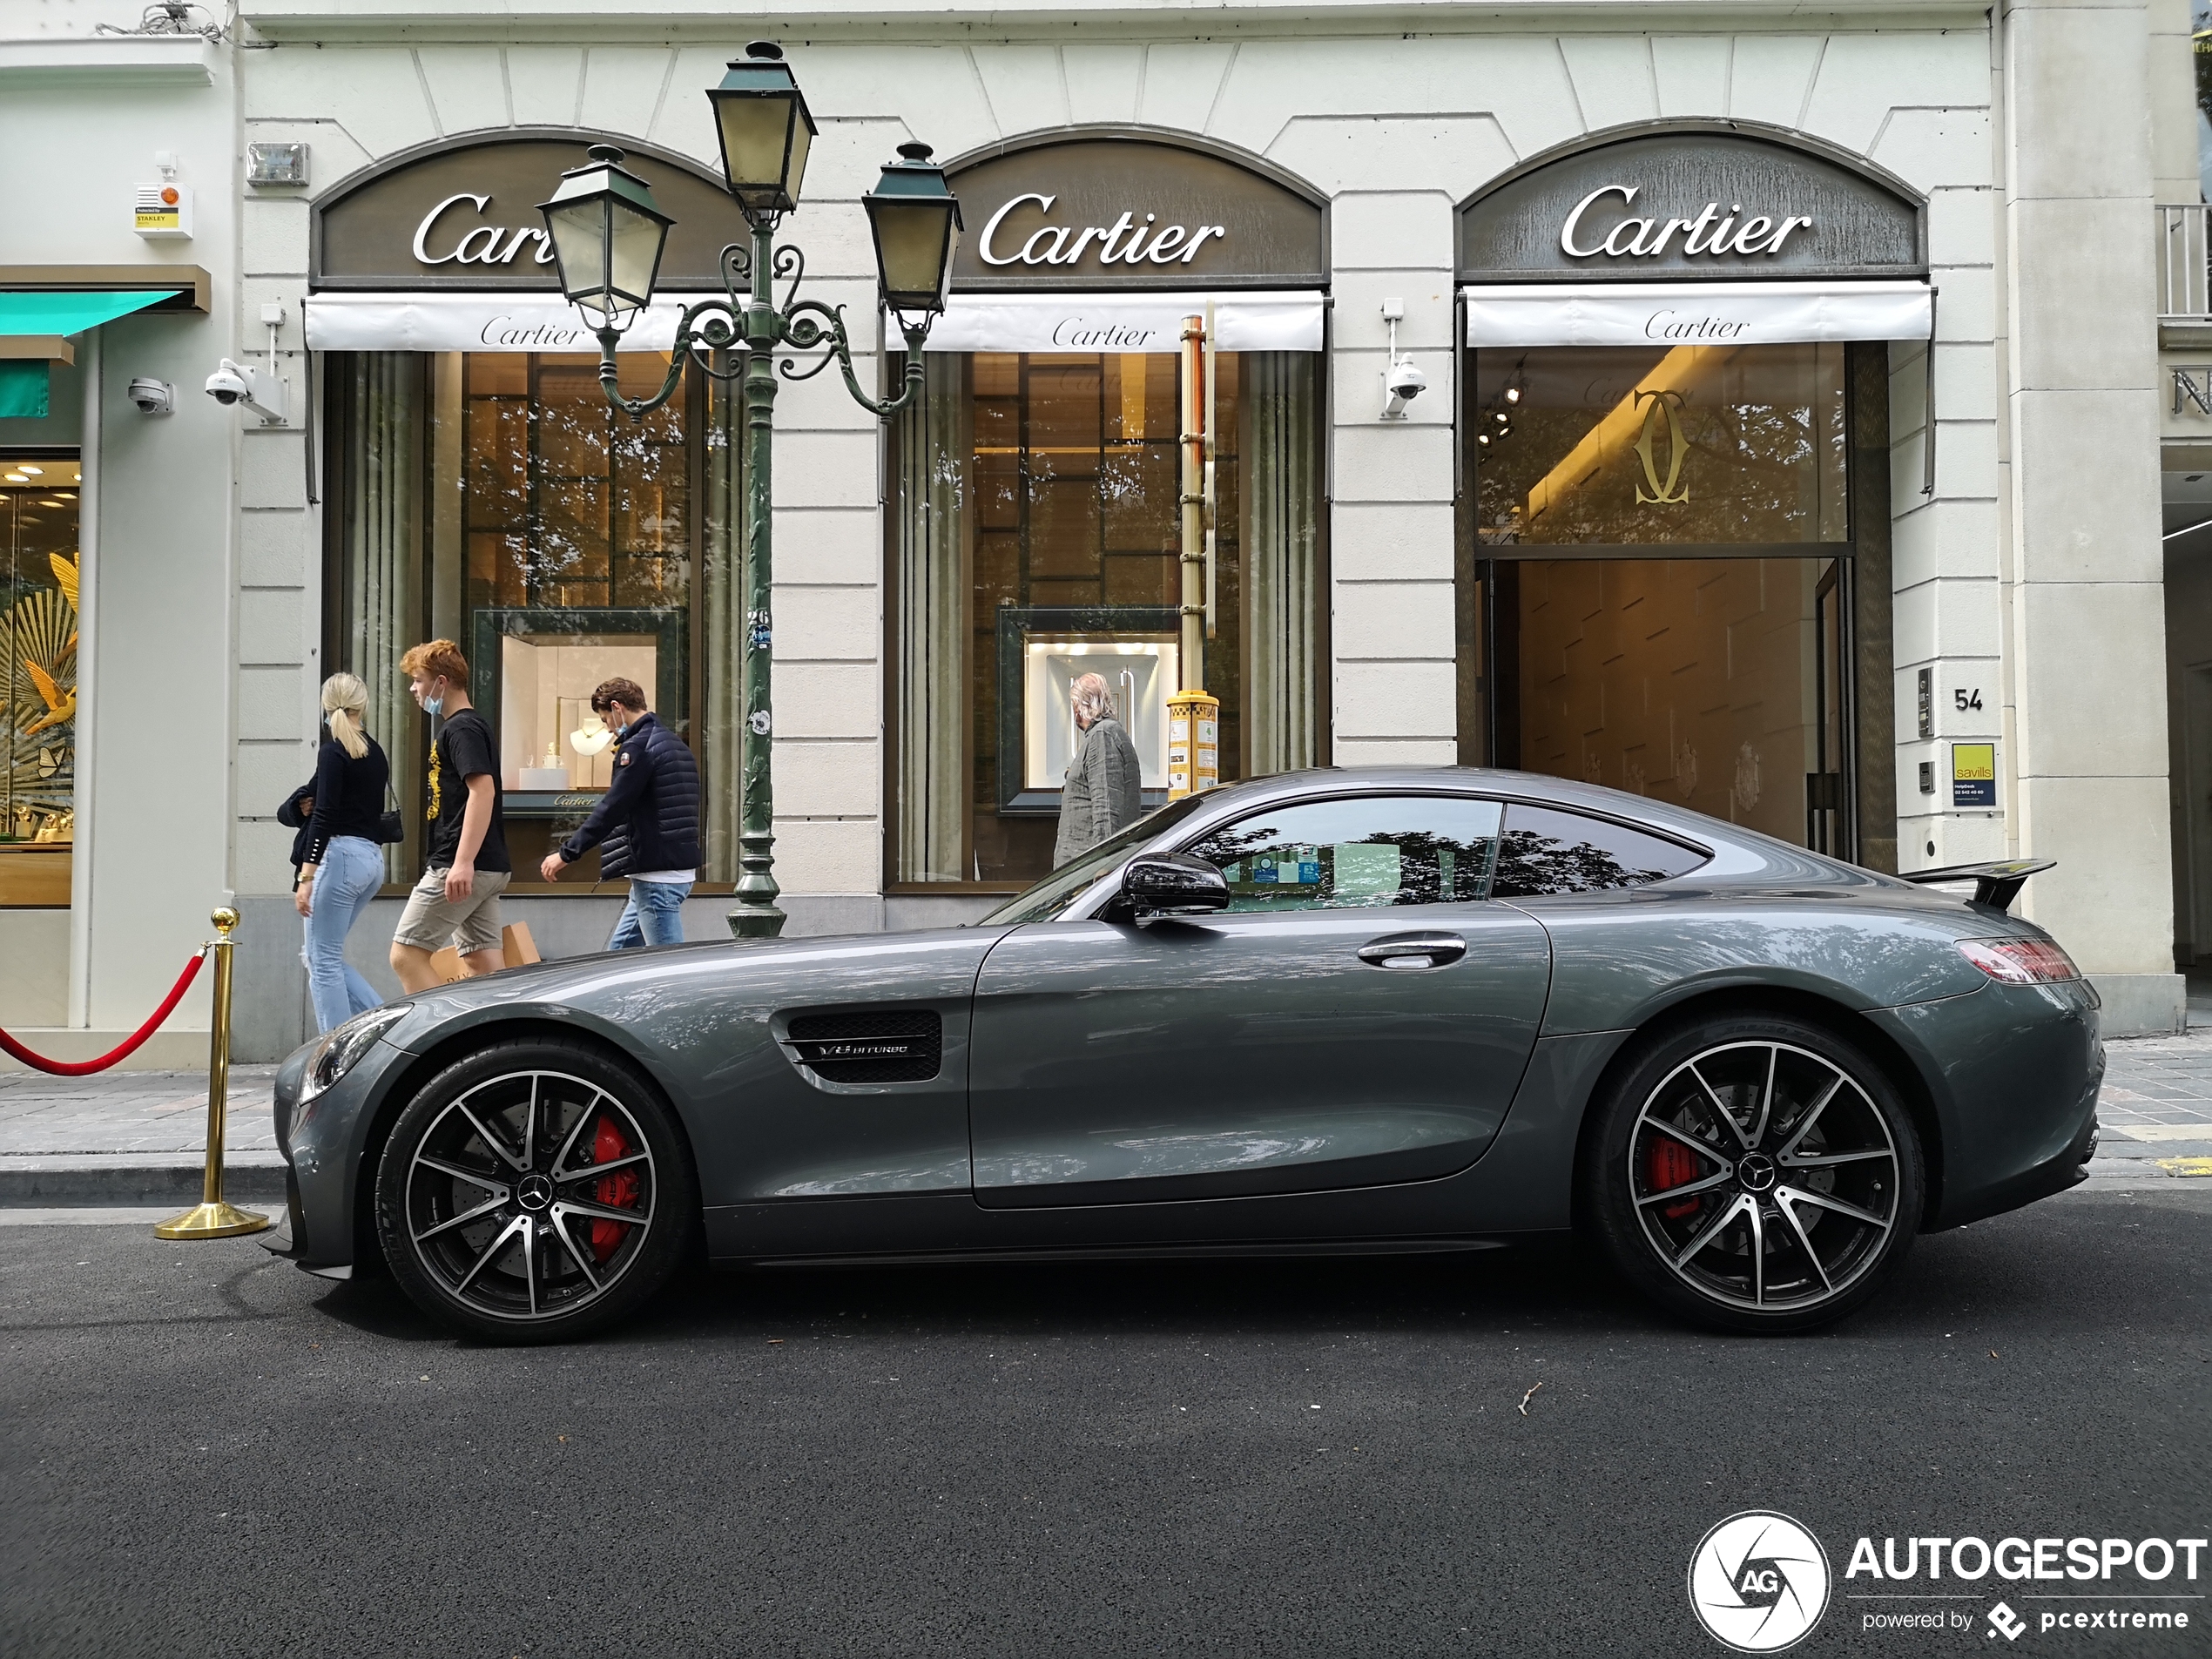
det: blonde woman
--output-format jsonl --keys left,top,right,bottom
{"left": 295, "top": 672, "right": 392, "bottom": 1032}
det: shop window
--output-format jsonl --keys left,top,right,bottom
{"left": 0, "top": 453, "right": 79, "bottom": 907}
{"left": 329, "top": 352, "right": 736, "bottom": 890}
{"left": 891, "top": 349, "right": 1323, "bottom": 888}
{"left": 1464, "top": 342, "right": 1867, "bottom": 856}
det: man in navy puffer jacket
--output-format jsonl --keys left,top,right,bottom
{"left": 540, "top": 678, "right": 703, "bottom": 948}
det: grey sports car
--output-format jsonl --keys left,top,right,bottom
{"left": 268, "top": 767, "right": 2102, "bottom": 1343}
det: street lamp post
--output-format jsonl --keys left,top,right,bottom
{"left": 538, "top": 41, "right": 961, "bottom": 939}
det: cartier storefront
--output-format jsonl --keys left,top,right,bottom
{"left": 1452, "top": 123, "right": 1931, "bottom": 872}
{"left": 888, "top": 132, "right": 1329, "bottom": 894}
{"left": 305, "top": 132, "right": 752, "bottom": 896}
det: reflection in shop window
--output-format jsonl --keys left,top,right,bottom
{"left": 333, "top": 351, "right": 732, "bottom": 890}
{"left": 1473, "top": 344, "right": 1847, "bottom": 549}
{"left": 891, "top": 348, "right": 1323, "bottom": 887}
{"left": 0, "top": 455, "right": 79, "bottom": 907}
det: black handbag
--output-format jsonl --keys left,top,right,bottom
{"left": 378, "top": 772, "right": 405, "bottom": 845}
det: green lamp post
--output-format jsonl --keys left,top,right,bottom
{"left": 538, "top": 43, "right": 961, "bottom": 940}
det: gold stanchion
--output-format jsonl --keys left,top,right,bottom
{"left": 155, "top": 907, "right": 271, "bottom": 1240}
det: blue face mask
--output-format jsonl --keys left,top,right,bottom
{"left": 422, "top": 685, "right": 444, "bottom": 718}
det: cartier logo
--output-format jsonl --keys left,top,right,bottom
{"left": 1560, "top": 185, "right": 1813, "bottom": 261}
{"left": 1633, "top": 389, "right": 1690, "bottom": 505}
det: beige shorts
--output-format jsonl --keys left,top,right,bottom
{"left": 392, "top": 866, "right": 510, "bottom": 955}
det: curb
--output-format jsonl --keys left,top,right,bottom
{"left": 0, "top": 1156, "right": 288, "bottom": 1208}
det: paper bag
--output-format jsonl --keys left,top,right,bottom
{"left": 502, "top": 921, "right": 540, "bottom": 968}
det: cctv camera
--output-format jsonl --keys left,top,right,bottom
{"left": 205, "top": 360, "right": 251, "bottom": 406}
{"left": 128, "top": 376, "right": 175, "bottom": 415}
{"left": 1381, "top": 358, "right": 1427, "bottom": 420}
{"left": 204, "top": 357, "right": 288, "bottom": 424}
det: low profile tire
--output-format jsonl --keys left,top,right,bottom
{"left": 375, "top": 1038, "right": 697, "bottom": 1344}
{"left": 1582, "top": 1013, "right": 1925, "bottom": 1334}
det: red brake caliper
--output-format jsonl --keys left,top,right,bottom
{"left": 1647, "top": 1136, "right": 1704, "bottom": 1221}
{"left": 590, "top": 1116, "right": 640, "bottom": 1263}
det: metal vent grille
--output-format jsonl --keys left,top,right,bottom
{"left": 786, "top": 1010, "right": 941, "bottom": 1084}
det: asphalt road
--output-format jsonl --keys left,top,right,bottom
{"left": 3, "top": 1188, "right": 2209, "bottom": 1659}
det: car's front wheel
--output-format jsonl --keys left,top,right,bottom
{"left": 374, "top": 1038, "right": 696, "bottom": 1343}
{"left": 1582, "top": 1013, "right": 1925, "bottom": 1333}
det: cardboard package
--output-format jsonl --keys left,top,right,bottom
{"left": 428, "top": 921, "right": 541, "bottom": 984}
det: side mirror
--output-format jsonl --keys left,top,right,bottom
{"left": 1121, "top": 853, "right": 1230, "bottom": 921}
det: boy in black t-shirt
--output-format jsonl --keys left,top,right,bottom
{"left": 389, "top": 639, "right": 512, "bottom": 990}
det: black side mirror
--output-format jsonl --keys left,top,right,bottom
{"left": 1121, "top": 853, "right": 1230, "bottom": 921}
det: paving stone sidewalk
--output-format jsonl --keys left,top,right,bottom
{"left": 3, "top": 1028, "right": 2209, "bottom": 1201}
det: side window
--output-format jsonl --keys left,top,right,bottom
{"left": 1182, "top": 796, "right": 1504, "bottom": 912}
{"left": 1489, "top": 804, "right": 1707, "bottom": 898}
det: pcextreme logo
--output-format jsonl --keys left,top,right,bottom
{"left": 1689, "top": 1511, "right": 1832, "bottom": 1652}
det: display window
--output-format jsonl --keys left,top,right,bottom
{"left": 328, "top": 351, "right": 738, "bottom": 891}
{"left": 0, "top": 451, "right": 78, "bottom": 907}
{"left": 889, "top": 347, "right": 1324, "bottom": 888}
{"left": 1461, "top": 341, "right": 1885, "bottom": 860}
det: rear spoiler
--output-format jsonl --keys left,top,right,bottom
{"left": 1897, "top": 858, "right": 2054, "bottom": 914}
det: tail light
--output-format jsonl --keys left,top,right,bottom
{"left": 1957, "top": 936, "right": 2080, "bottom": 985}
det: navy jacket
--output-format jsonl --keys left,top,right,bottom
{"left": 557, "top": 712, "right": 702, "bottom": 879}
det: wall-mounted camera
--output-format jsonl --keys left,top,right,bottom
{"left": 1379, "top": 296, "right": 1426, "bottom": 420}
{"left": 1383, "top": 359, "right": 1427, "bottom": 420}
{"left": 127, "top": 376, "right": 176, "bottom": 415}
{"left": 205, "top": 357, "right": 287, "bottom": 425}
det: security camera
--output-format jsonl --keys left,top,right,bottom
{"left": 204, "top": 357, "right": 287, "bottom": 424}
{"left": 127, "top": 376, "right": 175, "bottom": 415}
{"left": 1382, "top": 358, "right": 1427, "bottom": 420}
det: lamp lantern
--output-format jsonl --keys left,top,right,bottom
{"left": 864, "top": 141, "right": 963, "bottom": 315}
{"left": 707, "top": 41, "right": 817, "bottom": 217}
{"left": 536, "top": 145, "right": 671, "bottom": 331}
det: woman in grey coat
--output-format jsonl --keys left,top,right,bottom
{"left": 1053, "top": 671, "right": 1144, "bottom": 866}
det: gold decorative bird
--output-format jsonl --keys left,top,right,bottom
{"left": 23, "top": 660, "right": 74, "bottom": 734}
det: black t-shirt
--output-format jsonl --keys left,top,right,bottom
{"left": 426, "top": 708, "right": 509, "bottom": 873}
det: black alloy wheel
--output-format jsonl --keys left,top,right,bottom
{"left": 375, "top": 1038, "right": 696, "bottom": 1343}
{"left": 1582, "top": 1013, "right": 1925, "bottom": 1333}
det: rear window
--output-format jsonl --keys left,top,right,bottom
{"left": 1489, "top": 804, "right": 1707, "bottom": 898}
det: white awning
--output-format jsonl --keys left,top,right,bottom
{"left": 303, "top": 292, "right": 725, "bottom": 353}
{"left": 920, "top": 290, "right": 1323, "bottom": 354}
{"left": 1461, "top": 280, "right": 1932, "bottom": 348}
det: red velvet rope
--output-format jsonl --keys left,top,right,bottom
{"left": 0, "top": 951, "right": 206, "bottom": 1076}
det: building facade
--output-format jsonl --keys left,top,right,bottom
{"left": 0, "top": 0, "right": 2195, "bottom": 1062}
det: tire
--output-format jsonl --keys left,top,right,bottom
{"left": 1581, "top": 1012, "right": 1925, "bottom": 1334}
{"left": 374, "top": 1037, "right": 697, "bottom": 1344}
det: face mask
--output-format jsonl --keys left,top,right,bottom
{"left": 422, "top": 685, "right": 444, "bottom": 718}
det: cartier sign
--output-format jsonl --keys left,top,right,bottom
{"left": 1460, "top": 125, "right": 1924, "bottom": 283}
{"left": 948, "top": 132, "right": 1326, "bottom": 291}
{"left": 313, "top": 131, "right": 748, "bottom": 292}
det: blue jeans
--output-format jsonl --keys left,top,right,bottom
{"left": 607, "top": 878, "right": 691, "bottom": 949}
{"left": 303, "top": 835, "right": 386, "bottom": 1033}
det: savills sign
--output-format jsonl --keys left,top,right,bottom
{"left": 1460, "top": 123, "right": 1924, "bottom": 284}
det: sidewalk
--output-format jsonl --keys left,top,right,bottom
{"left": 3, "top": 1031, "right": 2207, "bottom": 1207}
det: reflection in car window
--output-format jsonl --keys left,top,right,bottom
{"left": 1488, "top": 804, "right": 1707, "bottom": 897}
{"left": 1182, "top": 796, "right": 1505, "bottom": 912}
{"left": 977, "top": 795, "right": 1210, "bottom": 925}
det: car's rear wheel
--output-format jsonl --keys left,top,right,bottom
{"left": 374, "top": 1038, "right": 695, "bottom": 1343}
{"left": 1582, "top": 1013, "right": 1925, "bottom": 1333}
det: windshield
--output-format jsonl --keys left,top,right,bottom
{"left": 977, "top": 795, "right": 1211, "bottom": 926}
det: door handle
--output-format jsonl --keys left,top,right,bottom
{"left": 1357, "top": 933, "right": 1467, "bottom": 969}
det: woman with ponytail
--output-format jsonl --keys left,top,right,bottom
{"left": 296, "top": 672, "right": 392, "bottom": 1032}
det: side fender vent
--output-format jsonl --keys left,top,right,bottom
{"left": 786, "top": 1010, "right": 941, "bottom": 1084}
